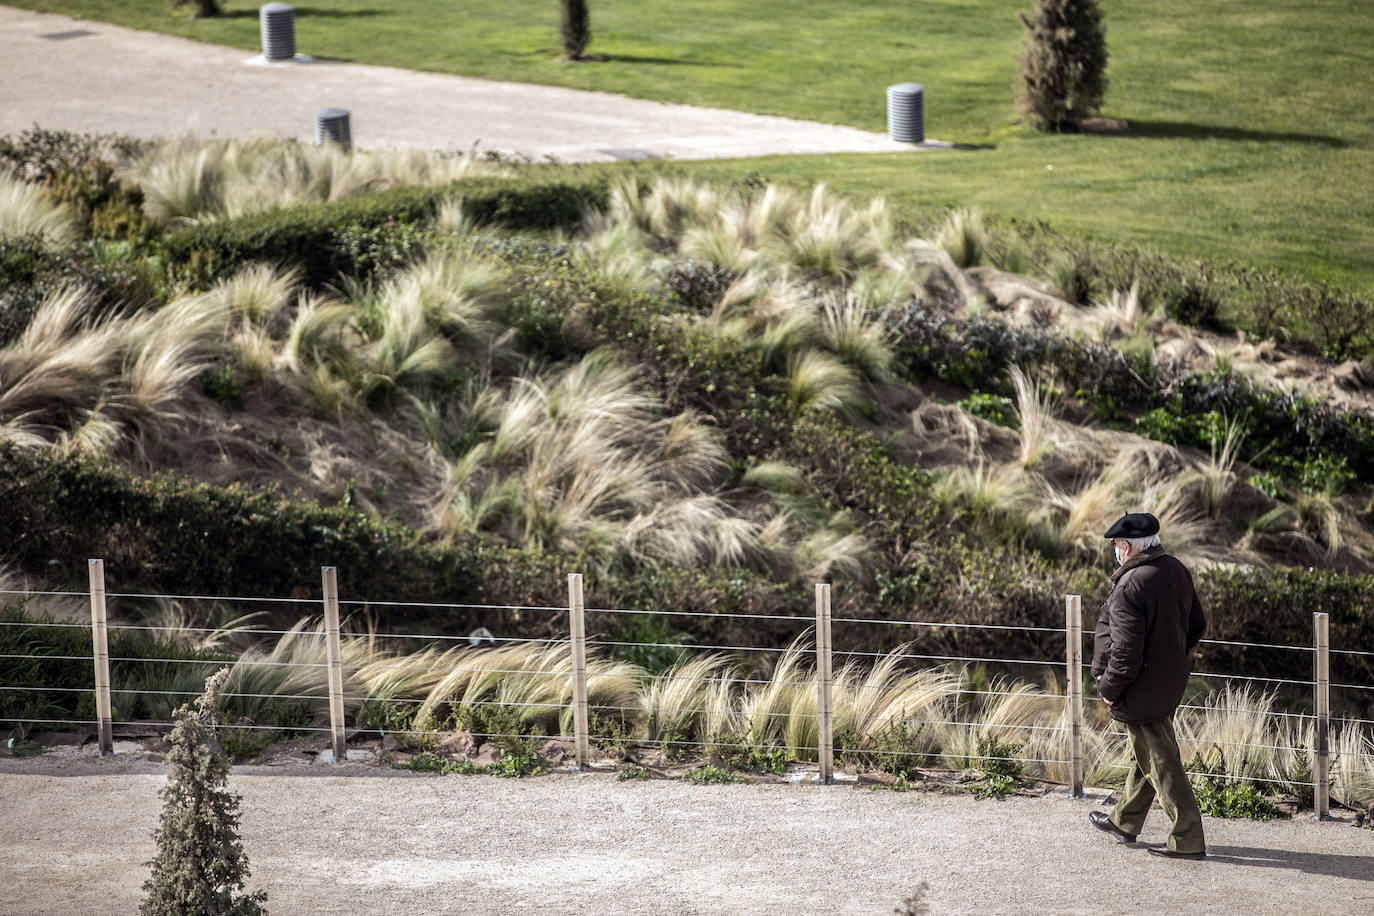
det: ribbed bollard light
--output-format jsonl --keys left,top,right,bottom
{"left": 260, "top": 3, "right": 297, "bottom": 61}
{"left": 315, "top": 108, "right": 352, "bottom": 148}
{"left": 887, "top": 82, "right": 925, "bottom": 144}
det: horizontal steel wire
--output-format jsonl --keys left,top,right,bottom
{"left": 585, "top": 639, "right": 786, "bottom": 655}
{"left": 108, "top": 656, "right": 321, "bottom": 668}
{"left": 833, "top": 648, "right": 1065, "bottom": 668}
{"left": 2, "top": 719, "right": 1342, "bottom": 777}
{"left": 832, "top": 616, "right": 1065, "bottom": 634}
{"left": 107, "top": 592, "right": 310, "bottom": 604}
{"left": 338, "top": 599, "right": 566, "bottom": 613}
{"left": 0, "top": 590, "right": 86, "bottom": 598}
{"left": 592, "top": 706, "right": 1071, "bottom": 734}
{"left": 843, "top": 747, "right": 1069, "bottom": 767}
{"left": 1089, "top": 764, "right": 1317, "bottom": 788}
{"left": 1192, "top": 671, "right": 1311, "bottom": 687}
{"left": 1102, "top": 732, "right": 1327, "bottom": 754}
{"left": 1331, "top": 647, "right": 1374, "bottom": 658}
{"left": 332, "top": 632, "right": 557, "bottom": 646}
{"left": 586, "top": 607, "right": 810, "bottom": 624}
{"left": 106, "top": 624, "right": 301, "bottom": 637}
{"left": 1197, "top": 638, "right": 1312, "bottom": 652}
{"left": 1333, "top": 681, "right": 1374, "bottom": 693}
{"left": 0, "top": 653, "right": 95, "bottom": 663}
{"left": 0, "top": 621, "right": 90, "bottom": 630}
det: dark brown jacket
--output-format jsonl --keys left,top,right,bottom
{"left": 1091, "top": 546, "right": 1206, "bottom": 724}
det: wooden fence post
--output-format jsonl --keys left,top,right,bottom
{"left": 569, "top": 573, "right": 590, "bottom": 770}
{"left": 815, "top": 583, "right": 834, "bottom": 785}
{"left": 88, "top": 559, "right": 113, "bottom": 756}
{"left": 1065, "top": 594, "right": 1084, "bottom": 797}
{"left": 321, "top": 567, "right": 346, "bottom": 764}
{"left": 1313, "top": 611, "right": 1330, "bottom": 820}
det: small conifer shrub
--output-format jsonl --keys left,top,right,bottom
{"left": 1017, "top": 0, "right": 1109, "bottom": 132}
{"left": 141, "top": 668, "right": 267, "bottom": 916}
{"left": 560, "top": 0, "right": 591, "bottom": 60}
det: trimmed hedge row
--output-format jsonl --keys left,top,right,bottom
{"left": 159, "top": 175, "right": 609, "bottom": 290}
{"left": 889, "top": 306, "right": 1374, "bottom": 485}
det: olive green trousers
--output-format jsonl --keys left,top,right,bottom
{"left": 1110, "top": 717, "right": 1206, "bottom": 853}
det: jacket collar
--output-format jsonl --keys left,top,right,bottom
{"left": 1110, "top": 545, "right": 1166, "bottom": 582}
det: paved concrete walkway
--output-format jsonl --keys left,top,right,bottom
{"left": 3, "top": 758, "right": 1373, "bottom": 916}
{"left": 0, "top": 6, "right": 930, "bottom": 162}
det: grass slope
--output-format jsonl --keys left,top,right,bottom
{"left": 13, "top": 0, "right": 1374, "bottom": 293}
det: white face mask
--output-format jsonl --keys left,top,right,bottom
{"left": 1114, "top": 544, "right": 1125, "bottom": 566}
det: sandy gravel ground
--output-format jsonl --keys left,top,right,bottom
{"left": 2, "top": 751, "right": 1372, "bottom": 915}
{"left": 0, "top": 6, "right": 930, "bottom": 162}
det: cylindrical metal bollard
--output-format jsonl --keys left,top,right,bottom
{"left": 887, "top": 82, "right": 925, "bottom": 144}
{"left": 315, "top": 108, "right": 352, "bottom": 148}
{"left": 260, "top": 3, "right": 297, "bottom": 61}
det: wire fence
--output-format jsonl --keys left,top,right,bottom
{"left": 3, "top": 568, "right": 1371, "bottom": 813}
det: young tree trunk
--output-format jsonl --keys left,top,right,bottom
{"left": 560, "top": 0, "right": 591, "bottom": 60}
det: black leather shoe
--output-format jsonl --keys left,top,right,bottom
{"left": 1147, "top": 846, "right": 1206, "bottom": 860}
{"left": 1089, "top": 810, "right": 1137, "bottom": 843}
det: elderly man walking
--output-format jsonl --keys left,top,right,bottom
{"left": 1088, "top": 512, "right": 1208, "bottom": 859}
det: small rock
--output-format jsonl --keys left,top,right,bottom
{"left": 473, "top": 743, "right": 500, "bottom": 767}
{"left": 538, "top": 738, "right": 573, "bottom": 765}
{"left": 435, "top": 733, "right": 474, "bottom": 756}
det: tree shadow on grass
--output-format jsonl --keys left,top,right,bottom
{"left": 1205, "top": 844, "right": 1374, "bottom": 881}
{"left": 596, "top": 53, "right": 734, "bottom": 68}
{"left": 1114, "top": 119, "right": 1349, "bottom": 148}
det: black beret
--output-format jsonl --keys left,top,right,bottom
{"left": 1104, "top": 512, "right": 1160, "bottom": 539}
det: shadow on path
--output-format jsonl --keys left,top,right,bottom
{"left": 1119, "top": 119, "right": 1349, "bottom": 148}
{"left": 1206, "top": 844, "right": 1374, "bottom": 881}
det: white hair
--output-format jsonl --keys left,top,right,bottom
{"left": 1124, "top": 534, "right": 1161, "bottom": 551}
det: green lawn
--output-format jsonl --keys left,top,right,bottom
{"left": 14, "top": 0, "right": 1374, "bottom": 292}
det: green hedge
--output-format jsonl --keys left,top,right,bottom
{"left": 0, "top": 443, "right": 485, "bottom": 602}
{"left": 159, "top": 175, "right": 609, "bottom": 290}
{"left": 890, "top": 307, "right": 1374, "bottom": 485}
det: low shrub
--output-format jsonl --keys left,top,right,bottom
{"left": 970, "top": 735, "right": 1027, "bottom": 799}
{"left": 717, "top": 735, "right": 790, "bottom": 775}
{"left": 160, "top": 175, "right": 609, "bottom": 290}
{"left": 682, "top": 764, "right": 744, "bottom": 784}
{"left": 1192, "top": 777, "right": 1285, "bottom": 821}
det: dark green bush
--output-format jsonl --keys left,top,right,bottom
{"left": 0, "top": 235, "right": 161, "bottom": 345}
{"left": 1017, "top": 0, "right": 1109, "bottom": 132}
{"left": 160, "top": 176, "right": 609, "bottom": 290}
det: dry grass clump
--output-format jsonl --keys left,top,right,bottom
{"left": 0, "top": 284, "right": 225, "bottom": 456}
{"left": 0, "top": 170, "right": 80, "bottom": 250}
{"left": 588, "top": 178, "right": 894, "bottom": 282}
{"left": 577, "top": 178, "right": 903, "bottom": 398}
{"left": 934, "top": 207, "right": 987, "bottom": 269}
{"left": 129, "top": 137, "right": 508, "bottom": 225}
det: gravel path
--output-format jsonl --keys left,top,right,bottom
{"left": 0, "top": 6, "right": 930, "bottom": 162}
{"left": 2, "top": 753, "right": 1372, "bottom": 915}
